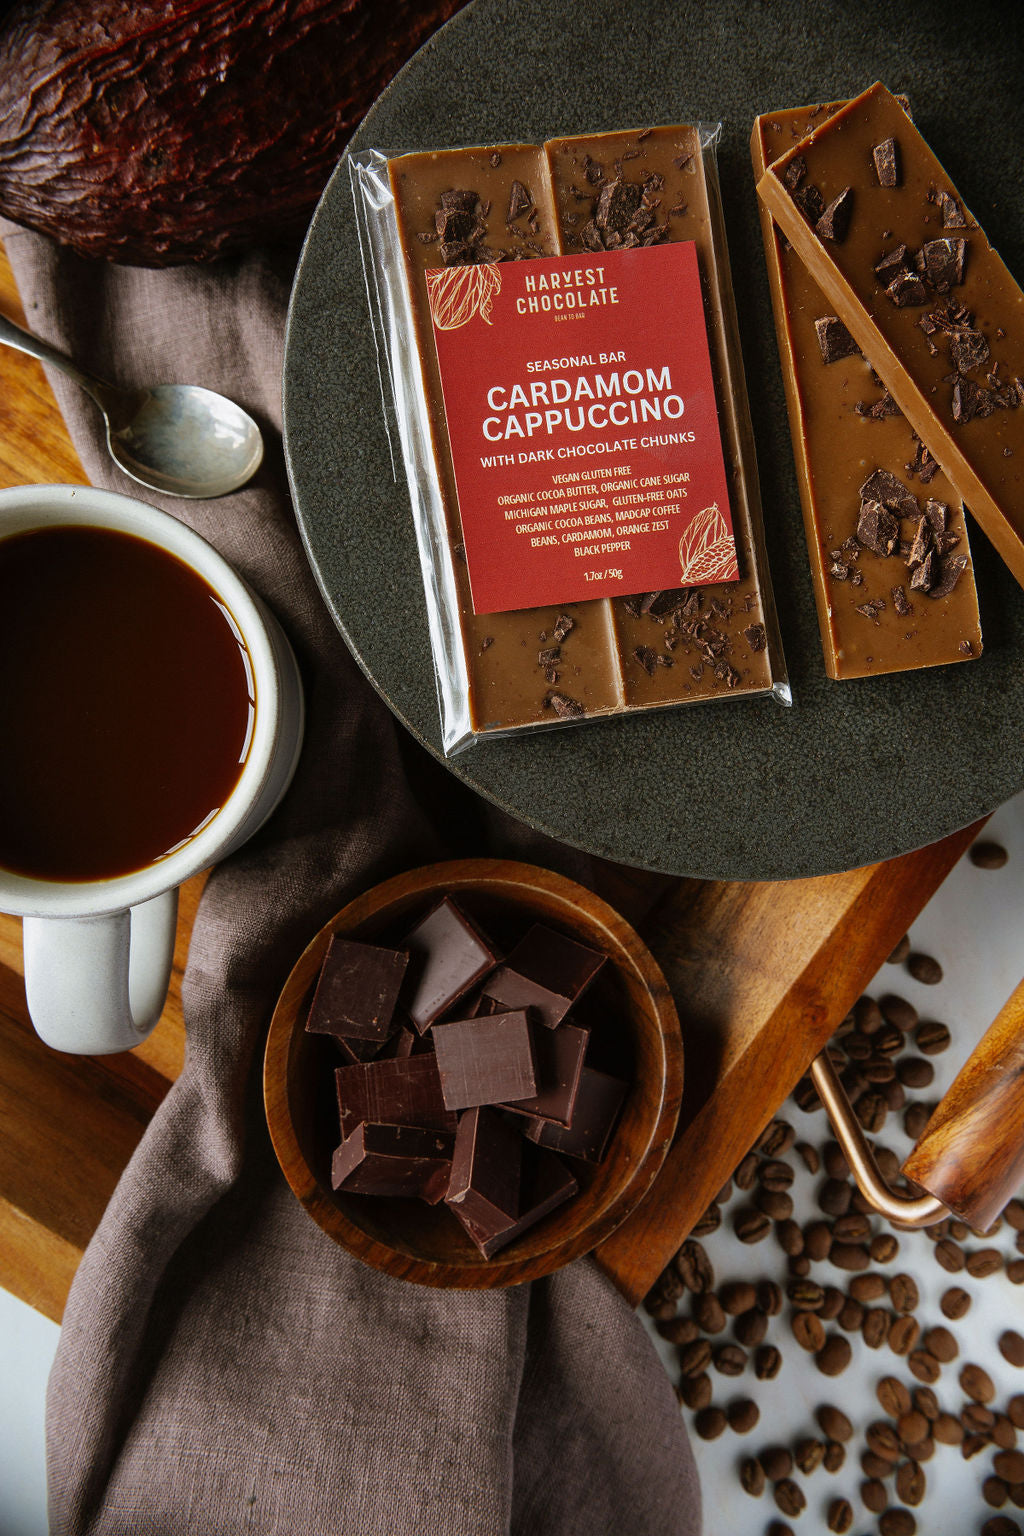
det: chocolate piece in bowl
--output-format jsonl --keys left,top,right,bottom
{"left": 501, "top": 1019, "right": 590, "bottom": 1127}
{"left": 335, "top": 1053, "right": 457, "bottom": 1138}
{"left": 304, "top": 934, "right": 408, "bottom": 1044}
{"left": 445, "top": 1104, "right": 523, "bottom": 1249}
{"left": 331, "top": 1122, "right": 454, "bottom": 1200}
{"left": 458, "top": 1141, "right": 580, "bottom": 1260}
{"left": 401, "top": 895, "right": 499, "bottom": 1032}
{"left": 525, "top": 1064, "right": 629, "bottom": 1163}
{"left": 432, "top": 1009, "right": 537, "bottom": 1111}
{"left": 482, "top": 921, "right": 605, "bottom": 1027}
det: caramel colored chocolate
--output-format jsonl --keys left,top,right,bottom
{"left": 547, "top": 126, "right": 784, "bottom": 705}
{"left": 751, "top": 103, "right": 983, "bottom": 678}
{"left": 388, "top": 145, "right": 625, "bottom": 732}
{"left": 757, "top": 82, "right": 1024, "bottom": 590}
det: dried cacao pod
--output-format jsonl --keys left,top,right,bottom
{"left": 0, "top": 0, "right": 466, "bottom": 266}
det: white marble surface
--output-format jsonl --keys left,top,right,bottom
{"left": 3, "top": 789, "right": 1023, "bottom": 1534}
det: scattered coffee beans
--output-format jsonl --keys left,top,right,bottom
{"left": 907, "top": 951, "right": 943, "bottom": 985}
{"left": 969, "top": 839, "right": 1009, "bottom": 869}
{"left": 1001, "top": 1332, "right": 1024, "bottom": 1368}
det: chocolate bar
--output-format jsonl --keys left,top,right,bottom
{"left": 432, "top": 1009, "right": 537, "bottom": 1110}
{"left": 756, "top": 82, "right": 1024, "bottom": 589}
{"left": 401, "top": 896, "right": 499, "bottom": 1032}
{"left": 335, "top": 1053, "right": 456, "bottom": 1138}
{"left": 501, "top": 1019, "right": 589, "bottom": 1127}
{"left": 445, "top": 1105, "right": 522, "bottom": 1248}
{"left": 525, "top": 1064, "right": 628, "bottom": 1163}
{"left": 546, "top": 126, "right": 786, "bottom": 707}
{"left": 331, "top": 1121, "right": 454, "bottom": 1199}
{"left": 304, "top": 934, "right": 408, "bottom": 1043}
{"left": 750, "top": 101, "right": 983, "bottom": 678}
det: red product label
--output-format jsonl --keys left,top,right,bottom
{"left": 426, "top": 242, "right": 737, "bottom": 615}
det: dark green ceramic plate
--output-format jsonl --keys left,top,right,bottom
{"left": 283, "top": 0, "right": 1024, "bottom": 881}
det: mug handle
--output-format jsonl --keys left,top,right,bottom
{"left": 22, "top": 888, "right": 179, "bottom": 1054}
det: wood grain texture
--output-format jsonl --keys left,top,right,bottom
{"left": 902, "top": 975, "right": 1024, "bottom": 1232}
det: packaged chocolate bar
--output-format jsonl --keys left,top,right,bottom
{"left": 350, "top": 125, "right": 790, "bottom": 754}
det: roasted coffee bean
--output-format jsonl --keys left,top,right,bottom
{"left": 962, "top": 1403, "right": 996, "bottom": 1435}
{"left": 773, "top": 1479, "right": 806, "bottom": 1517}
{"left": 895, "top": 1459, "right": 926, "bottom": 1505}
{"left": 796, "top": 1141, "right": 820, "bottom": 1175}
{"left": 820, "top": 1285, "right": 845, "bottom": 1320}
{"left": 897, "top": 1057, "right": 934, "bottom": 1089}
{"left": 754, "top": 1345, "right": 782, "bottom": 1380}
{"left": 861, "top": 1477, "right": 888, "bottom": 1513}
{"left": 921, "top": 1324, "right": 957, "bottom": 1361}
{"left": 888, "top": 1273, "right": 919, "bottom": 1313}
{"left": 804, "top": 1219, "right": 834, "bottom": 1261}
{"left": 883, "top": 1079, "right": 907, "bottom": 1112}
{"left": 823, "top": 1141, "right": 851, "bottom": 1180}
{"left": 766, "top": 1526, "right": 796, "bottom": 1536}
{"left": 1007, "top": 1259, "right": 1024, "bottom": 1284}
{"left": 727, "top": 1397, "right": 759, "bottom": 1434}
{"left": 733, "top": 1207, "right": 771, "bottom": 1244}
{"left": 792, "top": 1075, "right": 820, "bottom": 1112}
{"left": 879, "top": 993, "right": 917, "bottom": 1031}
{"left": 907, "top": 951, "right": 942, "bottom": 984}
{"left": 962, "top": 1431, "right": 990, "bottom": 1460}
{"left": 961, "top": 1363, "right": 997, "bottom": 1403}
{"left": 949, "top": 1218, "right": 970, "bottom": 1241}
{"left": 878, "top": 1508, "right": 916, "bottom": 1536}
{"left": 833, "top": 1212, "right": 872, "bottom": 1243}
{"left": 940, "top": 1286, "right": 971, "bottom": 1320}
{"left": 850, "top": 1272, "right": 887, "bottom": 1302}
{"left": 862, "top": 1450, "right": 895, "bottom": 1480}
{"left": 914, "top": 1020, "right": 951, "bottom": 1055}
{"left": 968, "top": 1247, "right": 1004, "bottom": 1278}
{"left": 816, "top": 1334, "right": 852, "bottom": 1376}
{"left": 934, "top": 1238, "right": 965, "bottom": 1272}
{"left": 719, "top": 1280, "right": 757, "bottom": 1315}
{"left": 760, "top": 1157, "right": 796, "bottom": 1191}
{"left": 714, "top": 1176, "right": 733, "bottom": 1206}
{"left": 759, "top": 1444, "right": 793, "bottom": 1481}
{"left": 877, "top": 1376, "right": 912, "bottom": 1417}
{"left": 871, "top": 1233, "right": 900, "bottom": 1264}
{"left": 676, "top": 1373, "right": 712, "bottom": 1410}
{"left": 992, "top": 1414, "right": 1018, "bottom": 1449}
{"left": 644, "top": 1272, "right": 683, "bottom": 1316}
{"left": 757, "top": 1280, "right": 783, "bottom": 1316}
{"left": 867, "top": 1421, "right": 903, "bottom": 1462}
{"left": 678, "top": 1339, "right": 713, "bottom": 1378}
{"left": 757, "top": 1119, "right": 796, "bottom": 1157}
{"left": 903, "top": 1102, "right": 932, "bottom": 1139}
{"left": 738, "top": 1454, "right": 765, "bottom": 1495}
{"left": 1010, "top": 1395, "right": 1024, "bottom": 1429}
{"left": 756, "top": 1188, "right": 794, "bottom": 1221}
{"left": 713, "top": 1343, "right": 747, "bottom": 1377}
{"left": 792, "top": 1312, "right": 826, "bottom": 1352}
{"left": 787, "top": 1253, "right": 811, "bottom": 1278}
{"left": 655, "top": 1316, "right": 700, "bottom": 1345}
{"left": 788, "top": 1279, "right": 826, "bottom": 1311}
{"left": 795, "top": 1436, "right": 825, "bottom": 1474}
{"left": 692, "top": 1293, "right": 727, "bottom": 1334}
{"left": 888, "top": 1314, "right": 920, "bottom": 1356}
{"left": 823, "top": 1439, "right": 845, "bottom": 1472}
{"left": 981, "top": 1518, "right": 1022, "bottom": 1536}
{"left": 1006, "top": 1200, "right": 1024, "bottom": 1232}
{"left": 733, "top": 1309, "right": 768, "bottom": 1348}
{"left": 863, "top": 1056, "right": 897, "bottom": 1084}
{"left": 969, "top": 839, "right": 1009, "bottom": 869}
{"left": 933, "top": 1412, "right": 964, "bottom": 1445}
{"left": 994, "top": 1451, "right": 1024, "bottom": 1485}
{"left": 984, "top": 1476, "right": 1010, "bottom": 1509}
{"left": 816, "top": 1403, "right": 853, "bottom": 1442}
{"left": 907, "top": 1349, "right": 941, "bottom": 1384}
{"left": 819, "top": 1178, "right": 853, "bottom": 1216}
{"left": 887, "top": 934, "right": 912, "bottom": 963}
{"left": 674, "top": 1240, "right": 714, "bottom": 1293}
{"left": 912, "top": 1388, "right": 939, "bottom": 1422}
{"left": 856, "top": 1091, "right": 888, "bottom": 1132}
{"left": 691, "top": 1203, "right": 721, "bottom": 1237}
{"left": 734, "top": 1151, "right": 759, "bottom": 1190}
{"left": 831, "top": 1241, "right": 871, "bottom": 1272}
{"left": 897, "top": 1410, "right": 930, "bottom": 1446}
{"left": 838, "top": 1296, "right": 865, "bottom": 1332}
{"left": 827, "top": 1495, "right": 853, "bottom": 1533}
{"left": 844, "top": 1031, "right": 873, "bottom": 1062}
{"left": 694, "top": 1406, "right": 727, "bottom": 1440}
{"left": 862, "top": 1308, "right": 891, "bottom": 1349}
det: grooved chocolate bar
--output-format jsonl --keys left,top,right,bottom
{"left": 756, "top": 82, "right": 1024, "bottom": 590}
{"left": 751, "top": 101, "right": 983, "bottom": 678}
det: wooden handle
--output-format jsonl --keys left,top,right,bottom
{"left": 902, "top": 977, "right": 1024, "bottom": 1232}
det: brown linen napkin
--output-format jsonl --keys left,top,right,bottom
{"left": 1, "top": 219, "right": 700, "bottom": 1535}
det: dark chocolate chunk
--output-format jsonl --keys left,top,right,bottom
{"left": 857, "top": 499, "right": 900, "bottom": 556}
{"left": 859, "top": 468, "right": 919, "bottom": 519}
{"left": 502, "top": 1020, "right": 590, "bottom": 1126}
{"left": 891, "top": 584, "right": 912, "bottom": 617}
{"left": 507, "top": 179, "right": 533, "bottom": 222}
{"left": 305, "top": 935, "right": 408, "bottom": 1044}
{"left": 934, "top": 187, "right": 967, "bottom": 229}
{"left": 921, "top": 237, "right": 966, "bottom": 292}
{"left": 815, "top": 315, "right": 860, "bottom": 364}
{"left": 401, "top": 897, "right": 499, "bottom": 1032}
{"left": 595, "top": 177, "right": 642, "bottom": 234}
{"left": 743, "top": 623, "right": 767, "bottom": 652}
{"left": 633, "top": 644, "right": 660, "bottom": 675}
{"left": 545, "top": 690, "right": 585, "bottom": 718}
{"left": 502, "top": 923, "right": 605, "bottom": 1007}
{"left": 525, "top": 1065, "right": 628, "bottom": 1163}
{"left": 335, "top": 1053, "right": 456, "bottom": 1137}
{"left": 815, "top": 187, "right": 853, "bottom": 242}
{"left": 783, "top": 155, "right": 807, "bottom": 191}
{"left": 928, "top": 554, "right": 969, "bottom": 598}
{"left": 794, "top": 182, "right": 825, "bottom": 222}
{"left": 453, "top": 1132, "right": 578, "bottom": 1259}
{"left": 950, "top": 326, "right": 990, "bottom": 375}
{"left": 887, "top": 269, "right": 928, "bottom": 307}
{"left": 923, "top": 498, "right": 949, "bottom": 532}
{"left": 874, "top": 243, "right": 910, "bottom": 282}
{"left": 445, "top": 1105, "right": 522, "bottom": 1252}
{"left": 552, "top": 612, "right": 575, "bottom": 641}
{"left": 908, "top": 517, "right": 932, "bottom": 567}
{"left": 952, "top": 377, "right": 996, "bottom": 423}
{"left": 909, "top": 549, "right": 938, "bottom": 591}
{"left": 331, "top": 1121, "right": 454, "bottom": 1199}
{"left": 872, "top": 137, "right": 900, "bottom": 187}
{"left": 432, "top": 1010, "right": 537, "bottom": 1110}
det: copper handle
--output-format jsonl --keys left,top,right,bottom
{"left": 816, "top": 975, "right": 1024, "bottom": 1232}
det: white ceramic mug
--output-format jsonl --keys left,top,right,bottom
{"left": 0, "top": 484, "right": 305, "bottom": 1055}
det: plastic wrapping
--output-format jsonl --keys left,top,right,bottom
{"left": 351, "top": 125, "right": 790, "bottom": 755}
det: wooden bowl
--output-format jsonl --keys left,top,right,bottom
{"left": 264, "top": 858, "right": 682, "bottom": 1287}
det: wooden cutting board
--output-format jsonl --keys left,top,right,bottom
{"left": 0, "top": 239, "right": 984, "bottom": 1321}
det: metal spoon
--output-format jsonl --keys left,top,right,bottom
{"left": 0, "top": 311, "right": 263, "bottom": 499}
